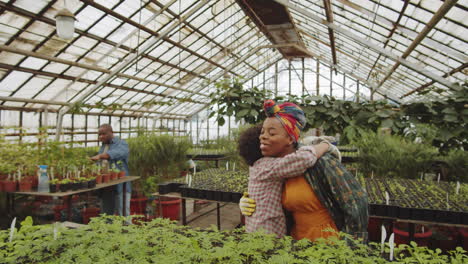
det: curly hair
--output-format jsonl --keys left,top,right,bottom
{"left": 238, "top": 124, "right": 263, "bottom": 166}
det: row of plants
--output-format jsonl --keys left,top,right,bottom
{"left": 1, "top": 215, "right": 466, "bottom": 263}
{"left": 209, "top": 77, "right": 467, "bottom": 151}
{"left": 362, "top": 177, "right": 467, "bottom": 224}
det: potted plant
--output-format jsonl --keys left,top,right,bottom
{"left": 49, "top": 178, "right": 59, "bottom": 193}
{"left": 18, "top": 169, "right": 33, "bottom": 192}
{"left": 81, "top": 207, "right": 100, "bottom": 224}
{"left": 101, "top": 170, "right": 110, "bottom": 183}
{"left": 394, "top": 222, "right": 432, "bottom": 247}
{"left": 3, "top": 173, "right": 18, "bottom": 192}
{"left": 116, "top": 161, "right": 125, "bottom": 178}
{"left": 110, "top": 165, "right": 119, "bottom": 180}
{"left": 87, "top": 176, "right": 97, "bottom": 188}
{"left": 59, "top": 178, "right": 72, "bottom": 192}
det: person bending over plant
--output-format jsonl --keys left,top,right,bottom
{"left": 90, "top": 124, "right": 131, "bottom": 217}
{"left": 238, "top": 100, "right": 368, "bottom": 242}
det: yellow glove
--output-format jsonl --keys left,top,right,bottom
{"left": 239, "top": 192, "right": 256, "bottom": 216}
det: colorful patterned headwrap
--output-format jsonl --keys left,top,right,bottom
{"left": 263, "top": 99, "right": 306, "bottom": 142}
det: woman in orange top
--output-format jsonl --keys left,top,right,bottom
{"left": 282, "top": 176, "right": 338, "bottom": 241}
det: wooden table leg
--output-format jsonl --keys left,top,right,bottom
{"left": 67, "top": 196, "right": 72, "bottom": 221}
{"left": 217, "top": 202, "right": 221, "bottom": 230}
{"left": 182, "top": 198, "right": 186, "bottom": 225}
{"left": 158, "top": 196, "right": 163, "bottom": 218}
{"left": 123, "top": 183, "right": 127, "bottom": 217}
{"left": 408, "top": 223, "right": 415, "bottom": 242}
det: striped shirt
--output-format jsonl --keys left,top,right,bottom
{"left": 245, "top": 146, "right": 318, "bottom": 237}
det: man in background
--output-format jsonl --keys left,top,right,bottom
{"left": 91, "top": 124, "right": 131, "bottom": 216}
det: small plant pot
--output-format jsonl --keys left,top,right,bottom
{"left": 374, "top": 204, "right": 387, "bottom": 217}
{"left": 170, "top": 183, "right": 186, "bottom": 193}
{"left": 49, "top": 184, "right": 58, "bottom": 193}
{"left": 154, "top": 198, "right": 180, "bottom": 221}
{"left": 387, "top": 205, "right": 398, "bottom": 218}
{"left": 31, "top": 176, "right": 39, "bottom": 189}
{"left": 394, "top": 223, "right": 432, "bottom": 247}
{"left": 398, "top": 207, "right": 411, "bottom": 219}
{"left": 221, "top": 191, "right": 232, "bottom": 202}
{"left": 19, "top": 181, "right": 32, "bottom": 192}
{"left": 82, "top": 207, "right": 100, "bottom": 224}
{"left": 88, "top": 179, "right": 96, "bottom": 189}
{"left": 231, "top": 192, "right": 242, "bottom": 203}
{"left": 369, "top": 204, "right": 379, "bottom": 216}
{"left": 461, "top": 212, "right": 468, "bottom": 225}
{"left": 187, "top": 188, "right": 198, "bottom": 199}
{"left": 158, "top": 183, "right": 171, "bottom": 195}
{"left": 130, "top": 197, "right": 148, "bottom": 215}
{"left": 3, "top": 181, "right": 18, "bottom": 192}
{"left": 60, "top": 183, "right": 70, "bottom": 192}
{"left": 205, "top": 190, "right": 215, "bottom": 200}
{"left": 180, "top": 186, "right": 189, "bottom": 197}
{"left": 110, "top": 172, "right": 118, "bottom": 180}
{"left": 71, "top": 182, "right": 80, "bottom": 191}
{"left": 213, "top": 191, "right": 222, "bottom": 202}
{"left": 80, "top": 181, "right": 88, "bottom": 189}
{"left": 118, "top": 171, "right": 125, "bottom": 178}
{"left": 459, "top": 228, "right": 468, "bottom": 250}
{"left": 96, "top": 175, "right": 102, "bottom": 184}
{"left": 102, "top": 174, "right": 110, "bottom": 183}
{"left": 367, "top": 217, "right": 384, "bottom": 242}
{"left": 196, "top": 189, "right": 207, "bottom": 199}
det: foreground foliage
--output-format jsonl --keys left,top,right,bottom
{"left": 1, "top": 216, "right": 466, "bottom": 264}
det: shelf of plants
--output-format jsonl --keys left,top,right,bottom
{"left": 158, "top": 168, "right": 247, "bottom": 203}
{"left": 362, "top": 178, "right": 468, "bottom": 225}
{"left": 159, "top": 170, "right": 468, "bottom": 225}
{"left": 1, "top": 215, "right": 466, "bottom": 263}
{"left": 186, "top": 148, "right": 228, "bottom": 160}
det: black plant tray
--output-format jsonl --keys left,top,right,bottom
{"left": 177, "top": 186, "right": 242, "bottom": 203}
{"left": 186, "top": 154, "right": 226, "bottom": 160}
{"left": 158, "top": 182, "right": 187, "bottom": 194}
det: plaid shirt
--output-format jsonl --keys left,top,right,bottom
{"left": 246, "top": 146, "right": 318, "bottom": 237}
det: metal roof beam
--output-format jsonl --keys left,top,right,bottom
{"left": 80, "top": 0, "right": 237, "bottom": 76}
{"left": 375, "top": 0, "right": 459, "bottom": 93}
{"left": 54, "top": 0, "right": 210, "bottom": 140}
{"left": 323, "top": 0, "right": 337, "bottom": 73}
{"left": 335, "top": 0, "right": 467, "bottom": 63}
{"left": 273, "top": 0, "right": 462, "bottom": 92}
{"left": 0, "top": 96, "right": 188, "bottom": 117}
{"left": 0, "top": 63, "right": 205, "bottom": 104}
{"left": 401, "top": 62, "right": 468, "bottom": 98}
{"left": 366, "top": 0, "right": 410, "bottom": 81}
{"left": 0, "top": 45, "right": 206, "bottom": 97}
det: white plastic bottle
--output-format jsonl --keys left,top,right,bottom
{"left": 37, "top": 165, "right": 49, "bottom": 192}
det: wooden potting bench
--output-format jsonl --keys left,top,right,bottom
{"left": 5, "top": 176, "right": 140, "bottom": 221}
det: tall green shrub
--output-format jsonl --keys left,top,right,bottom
{"left": 353, "top": 131, "right": 438, "bottom": 179}
{"left": 127, "top": 133, "right": 191, "bottom": 196}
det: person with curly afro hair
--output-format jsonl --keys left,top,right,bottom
{"left": 238, "top": 124, "right": 263, "bottom": 166}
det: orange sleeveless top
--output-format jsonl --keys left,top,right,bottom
{"left": 282, "top": 176, "right": 338, "bottom": 241}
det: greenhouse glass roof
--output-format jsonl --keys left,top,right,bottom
{"left": 0, "top": 0, "right": 466, "bottom": 118}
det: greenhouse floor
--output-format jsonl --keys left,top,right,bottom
{"left": 182, "top": 200, "right": 242, "bottom": 230}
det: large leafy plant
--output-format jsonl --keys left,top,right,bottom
{"left": 127, "top": 133, "right": 191, "bottom": 196}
